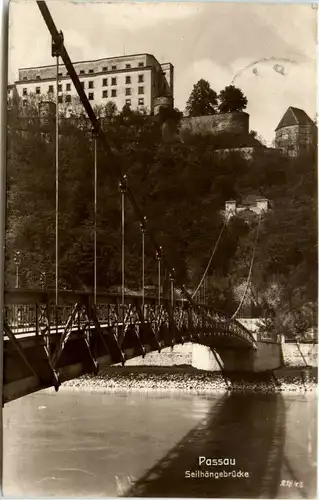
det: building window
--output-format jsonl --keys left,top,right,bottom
{"left": 102, "top": 78, "right": 108, "bottom": 86}
{"left": 89, "top": 69, "right": 94, "bottom": 73}
{"left": 138, "top": 62, "right": 144, "bottom": 67}
{"left": 138, "top": 74, "right": 144, "bottom": 83}
{"left": 66, "top": 83, "right": 71, "bottom": 91}
{"left": 126, "top": 64, "right": 131, "bottom": 69}
{"left": 125, "top": 99, "right": 131, "bottom": 105}
{"left": 125, "top": 88, "right": 131, "bottom": 96}
{"left": 111, "top": 77, "right": 117, "bottom": 85}
{"left": 88, "top": 81, "right": 94, "bottom": 89}
{"left": 58, "top": 72, "right": 63, "bottom": 76}
{"left": 125, "top": 76, "right": 131, "bottom": 84}
{"left": 80, "top": 81, "right": 85, "bottom": 88}
{"left": 22, "top": 88, "right": 27, "bottom": 96}
{"left": 36, "top": 75, "right": 41, "bottom": 79}
{"left": 111, "top": 89, "right": 117, "bottom": 98}
{"left": 102, "top": 90, "right": 108, "bottom": 98}
{"left": 23, "top": 77, "right": 28, "bottom": 80}
{"left": 80, "top": 70, "right": 85, "bottom": 74}
{"left": 112, "top": 65, "right": 117, "bottom": 70}
{"left": 138, "top": 98, "right": 144, "bottom": 105}
{"left": 102, "top": 66, "right": 107, "bottom": 71}
{"left": 35, "top": 86, "right": 41, "bottom": 95}
{"left": 58, "top": 96, "right": 63, "bottom": 103}
{"left": 65, "top": 94, "right": 71, "bottom": 103}
{"left": 58, "top": 84, "right": 62, "bottom": 92}
{"left": 138, "top": 86, "right": 144, "bottom": 94}
{"left": 48, "top": 85, "right": 54, "bottom": 93}
{"left": 88, "top": 92, "right": 94, "bottom": 100}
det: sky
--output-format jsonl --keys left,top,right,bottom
{"left": 8, "top": 0, "right": 317, "bottom": 144}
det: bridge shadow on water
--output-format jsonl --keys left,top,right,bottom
{"left": 124, "top": 392, "right": 288, "bottom": 498}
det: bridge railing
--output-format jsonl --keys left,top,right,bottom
{"left": 3, "top": 289, "right": 256, "bottom": 347}
{"left": 3, "top": 289, "right": 187, "bottom": 336}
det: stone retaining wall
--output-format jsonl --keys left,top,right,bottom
{"left": 281, "top": 343, "right": 317, "bottom": 367}
{"left": 125, "top": 343, "right": 193, "bottom": 367}
{"left": 125, "top": 342, "right": 318, "bottom": 370}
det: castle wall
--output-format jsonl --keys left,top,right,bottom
{"left": 179, "top": 112, "right": 249, "bottom": 137}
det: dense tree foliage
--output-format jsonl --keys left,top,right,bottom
{"left": 5, "top": 96, "right": 317, "bottom": 340}
{"left": 185, "top": 79, "right": 218, "bottom": 117}
{"left": 218, "top": 85, "right": 248, "bottom": 113}
{"left": 185, "top": 81, "right": 247, "bottom": 116}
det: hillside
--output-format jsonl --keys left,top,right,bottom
{"left": 5, "top": 103, "right": 317, "bottom": 339}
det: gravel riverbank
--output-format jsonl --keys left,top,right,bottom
{"left": 61, "top": 366, "right": 317, "bottom": 394}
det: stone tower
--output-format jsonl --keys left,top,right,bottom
{"left": 275, "top": 106, "right": 316, "bottom": 157}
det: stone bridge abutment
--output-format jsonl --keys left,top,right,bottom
{"left": 192, "top": 342, "right": 282, "bottom": 372}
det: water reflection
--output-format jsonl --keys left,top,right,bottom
{"left": 3, "top": 390, "right": 317, "bottom": 498}
{"left": 125, "top": 393, "right": 285, "bottom": 498}
{"left": 125, "top": 392, "right": 317, "bottom": 499}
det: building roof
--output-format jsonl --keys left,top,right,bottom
{"left": 236, "top": 208, "right": 259, "bottom": 222}
{"left": 18, "top": 53, "right": 167, "bottom": 72}
{"left": 275, "top": 107, "right": 314, "bottom": 131}
{"left": 241, "top": 194, "right": 266, "bottom": 206}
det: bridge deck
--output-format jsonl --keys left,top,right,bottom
{"left": 2, "top": 289, "right": 258, "bottom": 404}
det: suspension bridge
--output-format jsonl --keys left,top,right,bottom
{"left": 2, "top": 1, "right": 282, "bottom": 406}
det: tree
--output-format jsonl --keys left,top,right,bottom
{"left": 218, "top": 85, "right": 248, "bottom": 113}
{"left": 185, "top": 79, "right": 218, "bottom": 117}
{"left": 103, "top": 101, "right": 118, "bottom": 118}
{"left": 122, "top": 102, "right": 132, "bottom": 118}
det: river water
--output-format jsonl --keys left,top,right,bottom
{"left": 3, "top": 389, "right": 317, "bottom": 498}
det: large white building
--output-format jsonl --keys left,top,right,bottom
{"left": 9, "top": 53, "right": 174, "bottom": 114}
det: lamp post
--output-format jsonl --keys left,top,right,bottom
{"left": 14, "top": 251, "right": 21, "bottom": 289}
{"left": 40, "top": 271, "right": 46, "bottom": 290}
{"left": 169, "top": 268, "right": 175, "bottom": 309}
{"left": 156, "top": 246, "right": 162, "bottom": 309}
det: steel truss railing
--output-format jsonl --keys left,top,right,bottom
{"left": 3, "top": 289, "right": 256, "bottom": 390}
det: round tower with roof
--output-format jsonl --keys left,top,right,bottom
{"left": 275, "top": 106, "right": 316, "bottom": 157}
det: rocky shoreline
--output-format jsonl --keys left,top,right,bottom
{"left": 61, "top": 365, "right": 317, "bottom": 394}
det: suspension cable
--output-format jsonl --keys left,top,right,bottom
{"left": 93, "top": 130, "right": 98, "bottom": 306}
{"left": 55, "top": 54, "right": 59, "bottom": 333}
{"left": 156, "top": 247, "right": 162, "bottom": 308}
{"left": 140, "top": 217, "right": 147, "bottom": 314}
{"left": 230, "top": 213, "right": 262, "bottom": 321}
{"left": 119, "top": 176, "right": 127, "bottom": 318}
{"left": 192, "top": 220, "right": 227, "bottom": 299}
